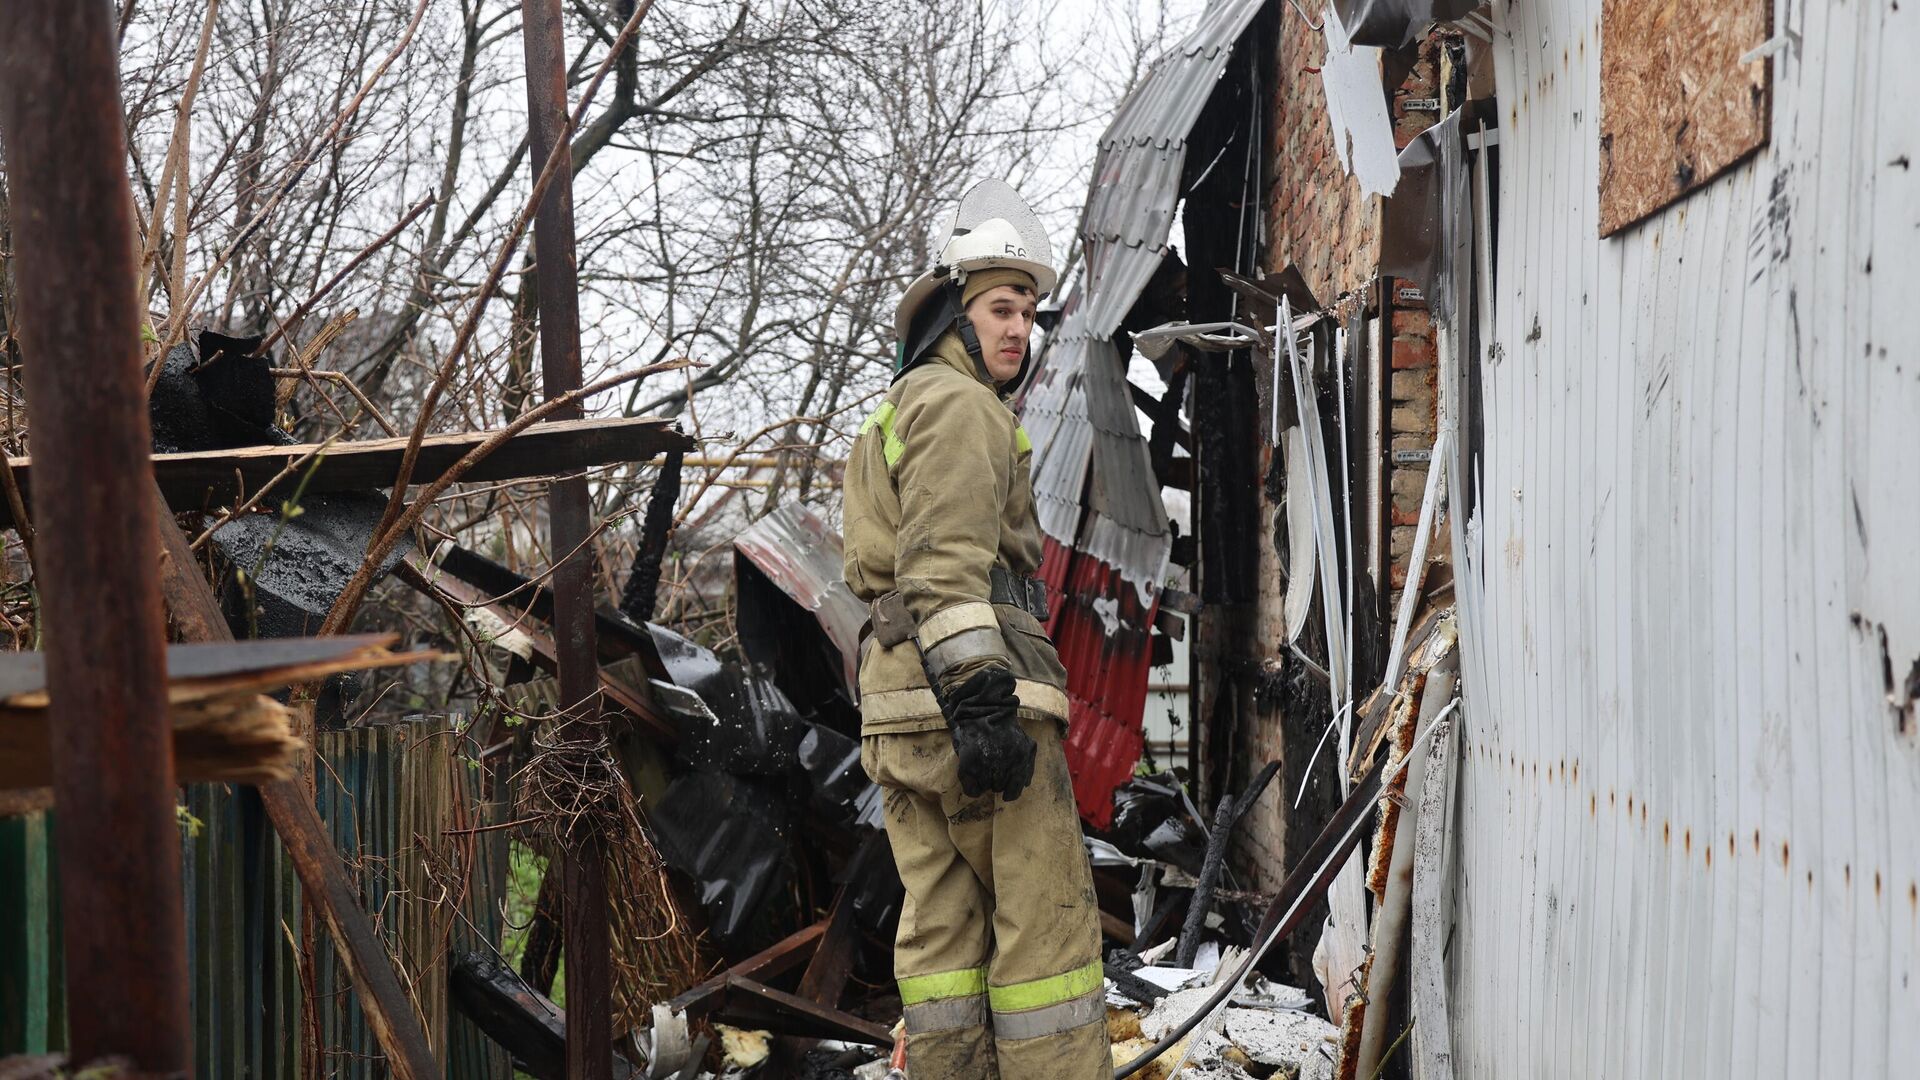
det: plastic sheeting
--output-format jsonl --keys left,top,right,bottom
{"left": 650, "top": 625, "right": 805, "bottom": 777}
{"left": 1105, "top": 773, "right": 1208, "bottom": 876}
{"left": 650, "top": 771, "right": 793, "bottom": 948}
{"left": 795, "top": 722, "right": 883, "bottom": 830}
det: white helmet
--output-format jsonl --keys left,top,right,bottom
{"left": 893, "top": 179, "right": 1058, "bottom": 355}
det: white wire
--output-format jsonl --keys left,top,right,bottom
{"left": 1293, "top": 700, "right": 1352, "bottom": 810}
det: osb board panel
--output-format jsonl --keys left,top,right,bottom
{"left": 1597, "top": 0, "right": 1770, "bottom": 235}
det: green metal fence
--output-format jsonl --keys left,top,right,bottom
{"left": 3, "top": 715, "right": 512, "bottom": 1079}
{"left": 0, "top": 810, "right": 62, "bottom": 1056}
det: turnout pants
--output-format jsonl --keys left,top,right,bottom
{"left": 861, "top": 716, "right": 1108, "bottom": 1080}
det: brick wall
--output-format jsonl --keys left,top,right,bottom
{"left": 1230, "top": 20, "right": 1447, "bottom": 909}
{"left": 1266, "top": 9, "right": 1379, "bottom": 306}
{"left": 1386, "top": 39, "right": 1446, "bottom": 589}
{"left": 1388, "top": 299, "right": 1440, "bottom": 587}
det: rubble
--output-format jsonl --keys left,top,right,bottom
{"left": 1103, "top": 978, "right": 1338, "bottom": 1080}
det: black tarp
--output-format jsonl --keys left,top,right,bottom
{"left": 650, "top": 770, "right": 794, "bottom": 948}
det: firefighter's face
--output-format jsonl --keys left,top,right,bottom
{"left": 967, "top": 285, "right": 1038, "bottom": 382}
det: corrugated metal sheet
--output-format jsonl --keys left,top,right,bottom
{"left": 1442, "top": 1, "right": 1920, "bottom": 1076}
{"left": 1074, "top": 0, "right": 1269, "bottom": 337}
{"left": 733, "top": 502, "right": 868, "bottom": 703}
{"left": 1026, "top": 0, "right": 1266, "bottom": 597}
{"left": 1023, "top": 0, "right": 1265, "bottom": 822}
{"left": 1039, "top": 536, "right": 1154, "bottom": 829}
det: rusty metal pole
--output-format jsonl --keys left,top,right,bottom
{"left": 0, "top": 2, "right": 192, "bottom": 1074}
{"left": 519, "top": 2, "right": 613, "bottom": 1077}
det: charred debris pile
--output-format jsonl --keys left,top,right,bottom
{"left": 2, "top": 328, "right": 1356, "bottom": 1078}
{"left": 192, "top": 330, "right": 1337, "bottom": 1076}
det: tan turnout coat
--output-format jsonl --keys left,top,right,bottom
{"left": 841, "top": 331, "right": 1069, "bottom": 736}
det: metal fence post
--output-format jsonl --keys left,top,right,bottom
{"left": 0, "top": 2, "right": 192, "bottom": 1072}
{"left": 519, "top": 3, "right": 614, "bottom": 1077}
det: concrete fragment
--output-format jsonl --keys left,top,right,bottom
{"left": 1130, "top": 983, "right": 1337, "bottom": 1080}
{"left": 1134, "top": 988, "right": 1247, "bottom": 1076}
{"left": 1222, "top": 1007, "right": 1340, "bottom": 1069}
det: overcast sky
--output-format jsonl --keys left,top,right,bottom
{"left": 973, "top": 0, "right": 1207, "bottom": 275}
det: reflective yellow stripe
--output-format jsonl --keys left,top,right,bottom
{"left": 860, "top": 401, "right": 906, "bottom": 469}
{"left": 898, "top": 965, "right": 988, "bottom": 1006}
{"left": 1014, "top": 425, "right": 1032, "bottom": 454}
{"left": 986, "top": 958, "right": 1104, "bottom": 1013}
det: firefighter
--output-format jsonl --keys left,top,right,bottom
{"left": 843, "top": 179, "right": 1107, "bottom": 1078}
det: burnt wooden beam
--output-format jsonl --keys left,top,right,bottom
{"left": 449, "top": 952, "right": 640, "bottom": 1080}
{"left": 721, "top": 977, "right": 892, "bottom": 1046}
{"left": 151, "top": 485, "right": 443, "bottom": 1080}
{"left": 0, "top": 416, "right": 693, "bottom": 531}
{"left": 666, "top": 920, "right": 827, "bottom": 1018}
{"left": 395, "top": 560, "right": 678, "bottom": 745}
{"left": 1103, "top": 962, "right": 1168, "bottom": 1006}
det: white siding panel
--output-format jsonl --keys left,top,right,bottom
{"left": 1446, "top": 0, "right": 1920, "bottom": 1074}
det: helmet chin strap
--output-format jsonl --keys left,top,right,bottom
{"left": 949, "top": 281, "right": 997, "bottom": 386}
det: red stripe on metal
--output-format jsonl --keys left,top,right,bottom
{"left": 1040, "top": 538, "right": 1156, "bottom": 828}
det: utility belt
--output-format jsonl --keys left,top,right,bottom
{"left": 868, "top": 567, "right": 1050, "bottom": 648}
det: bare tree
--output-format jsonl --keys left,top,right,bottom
{"left": 1, "top": 1, "right": 1163, "bottom": 690}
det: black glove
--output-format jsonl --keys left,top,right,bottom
{"left": 936, "top": 666, "right": 1037, "bottom": 801}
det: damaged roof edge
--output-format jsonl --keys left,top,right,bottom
{"left": 1021, "top": 0, "right": 1263, "bottom": 597}
{"left": 1070, "top": 0, "right": 1266, "bottom": 337}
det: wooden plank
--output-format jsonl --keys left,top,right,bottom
{"left": 664, "top": 921, "right": 826, "bottom": 1018}
{"left": 0, "top": 3, "right": 191, "bottom": 1068}
{"left": 793, "top": 886, "right": 859, "bottom": 1009}
{"left": 0, "top": 633, "right": 422, "bottom": 703}
{"left": 1597, "top": 0, "right": 1770, "bottom": 235}
{"left": 721, "top": 977, "right": 892, "bottom": 1046}
{"left": 151, "top": 488, "right": 443, "bottom": 1080}
{"left": 0, "top": 416, "right": 693, "bottom": 530}
{"left": 0, "top": 636, "right": 450, "bottom": 790}
{"left": 397, "top": 560, "right": 678, "bottom": 745}
{"left": 1409, "top": 707, "right": 1460, "bottom": 1080}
